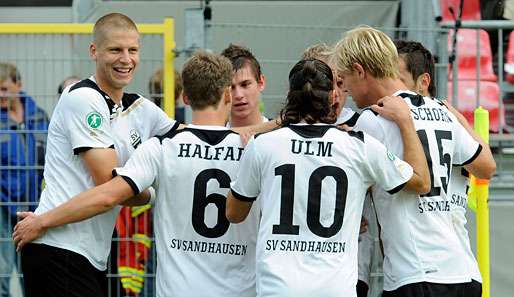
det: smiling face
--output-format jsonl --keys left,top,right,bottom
{"left": 230, "top": 64, "right": 265, "bottom": 122}
{"left": 90, "top": 28, "right": 140, "bottom": 97}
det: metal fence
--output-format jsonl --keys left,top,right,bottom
{"left": 0, "top": 20, "right": 175, "bottom": 297}
{"left": 0, "top": 18, "right": 513, "bottom": 297}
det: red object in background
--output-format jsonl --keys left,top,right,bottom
{"left": 116, "top": 206, "right": 153, "bottom": 296}
{"left": 448, "top": 29, "right": 497, "bottom": 82}
{"left": 440, "top": 0, "right": 481, "bottom": 21}
{"left": 505, "top": 31, "right": 514, "bottom": 83}
{"left": 447, "top": 80, "right": 503, "bottom": 132}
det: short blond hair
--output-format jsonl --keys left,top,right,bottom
{"left": 93, "top": 13, "right": 138, "bottom": 46}
{"left": 333, "top": 26, "right": 399, "bottom": 79}
{"left": 0, "top": 62, "right": 20, "bottom": 83}
{"left": 301, "top": 43, "right": 332, "bottom": 63}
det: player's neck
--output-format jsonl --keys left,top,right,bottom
{"left": 94, "top": 75, "right": 123, "bottom": 105}
{"left": 230, "top": 111, "right": 263, "bottom": 127}
{"left": 369, "top": 77, "right": 407, "bottom": 102}
{"left": 192, "top": 109, "right": 229, "bottom": 127}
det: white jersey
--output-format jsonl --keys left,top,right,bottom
{"left": 230, "top": 124, "right": 413, "bottom": 297}
{"left": 35, "top": 77, "right": 177, "bottom": 270}
{"left": 115, "top": 125, "right": 258, "bottom": 297}
{"left": 336, "top": 107, "right": 360, "bottom": 126}
{"left": 353, "top": 90, "right": 482, "bottom": 290}
{"left": 448, "top": 167, "right": 482, "bottom": 282}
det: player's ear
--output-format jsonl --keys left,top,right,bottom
{"left": 417, "top": 73, "right": 431, "bottom": 95}
{"left": 258, "top": 74, "right": 266, "bottom": 92}
{"left": 89, "top": 43, "right": 97, "bottom": 61}
{"left": 182, "top": 93, "right": 190, "bottom": 106}
{"left": 352, "top": 63, "right": 365, "bottom": 79}
{"left": 223, "top": 86, "right": 232, "bottom": 105}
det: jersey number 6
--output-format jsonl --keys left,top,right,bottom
{"left": 192, "top": 169, "right": 231, "bottom": 238}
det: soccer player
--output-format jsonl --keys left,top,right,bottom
{"left": 225, "top": 58, "right": 430, "bottom": 297}
{"left": 396, "top": 39, "right": 489, "bottom": 297}
{"left": 14, "top": 51, "right": 259, "bottom": 297}
{"left": 302, "top": 43, "right": 373, "bottom": 296}
{"left": 301, "top": 43, "right": 359, "bottom": 126}
{"left": 221, "top": 44, "right": 269, "bottom": 127}
{"left": 15, "top": 13, "right": 180, "bottom": 297}
{"left": 333, "top": 26, "right": 496, "bottom": 297}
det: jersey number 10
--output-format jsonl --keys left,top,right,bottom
{"left": 273, "top": 164, "right": 348, "bottom": 238}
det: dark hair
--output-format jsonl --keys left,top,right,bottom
{"left": 394, "top": 40, "right": 436, "bottom": 96}
{"left": 280, "top": 59, "right": 335, "bottom": 125}
{"left": 221, "top": 44, "right": 262, "bottom": 82}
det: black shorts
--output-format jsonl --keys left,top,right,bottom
{"left": 357, "top": 279, "right": 369, "bottom": 297}
{"left": 21, "top": 243, "right": 107, "bottom": 297}
{"left": 382, "top": 280, "right": 482, "bottom": 297}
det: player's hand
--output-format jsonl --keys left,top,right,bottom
{"left": 12, "top": 212, "right": 46, "bottom": 252}
{"left": 371, "top": 96, "right": 411, "bottom": 123}
{"left": 337, "top": 124, "right": 352, "bottom": 132}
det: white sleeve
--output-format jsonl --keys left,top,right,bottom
{"left": 363, "top": 133, "right": 414, "bottom": 194}
{"left": 353, "top": 110, "right": 386, "bottom": 144}
{"left": 148, "top": 100, "right": 180, "bottom": 136}
{"left": 114, "top": 138, "right": 161, "bottom": 194}
{"left": 230, "top": 136, "right": 261, "bottom": 201}
{"left": 62, "top": 89, "right": 115, "bottom": 154}
{"left": 452, "top": 121, "right": 482, "bottom": 166}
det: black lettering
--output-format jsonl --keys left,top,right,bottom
{"left": 291, "top": 139, "right": 303, "bottom": 154}
{"left": 236, "top": 147, "right": 244, "bottom": 161}
{"left": 433, "top": 109, "right": 441, "bottom": 121}
{"left": 304, "top": 141, "right": 315, "bottom": 155}
{"left": 213, "top": 147, "right": 224, "bottom": 160}
{"left": 317, "top": 141, "right": 333, "bottom": 157}
{"left": 411, "top": 108, "right": 419, "bottom": 120}
{"left": 178, "top": 143, "right": 191, "bottom": 157}
{"left": 203, "top": 146, "right": 213, "bottom": 160}
{"left": 191, "top": 144, "right": 202, "bottom": 158}
{"left": 224, "top": 147, "right": 234, "bottom": 161}
{"left": 424, "top": 108, "right": 434, "bottom": 121}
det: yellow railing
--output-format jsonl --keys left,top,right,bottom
{"left": 0, "top": 19, "right": 176, "bottom": 117}
{"left": 468, "top": 107, "right": 491, "bottom": 297}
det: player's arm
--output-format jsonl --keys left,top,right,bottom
{"left": 80, "top": 144, "right": 152, "bottom": 207}
{"left": 226, "top": 137, "right": 261, "bottom": 223}
{"left": 442, "top": 100, "right": 496, "bottom": 179}
{"left": 371, "top": 96, "right": 430, "bottom": 193}
{"left": 226, "top": 192, "right": 253, "bottom": 223}
{"left": 13, "top": 139, "right": 160, "bottom": 250}
{"left": 13, "top": 176, "right": 136, "bottom": 251}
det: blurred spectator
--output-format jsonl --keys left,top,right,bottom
{"left": 148, "top": 69, "right": 185, "bottom": 123}
{"left": 481, "top": 0, "right": 512, "bottom": 71}
{"left": 0, "top": 62, "right": 49, "bottom": 297}
{"left": 57, "top": 75, "right": 80, "bottom": 95}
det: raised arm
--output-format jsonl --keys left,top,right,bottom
{"left": 371, "top": 96, "right": 430, "bottom": 194}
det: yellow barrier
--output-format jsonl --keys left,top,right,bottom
{"left": 0, "top": 19, "right": 176, "bottom": 118}
{"left": 469, "top": 107, "right": 490, "bottom": 297}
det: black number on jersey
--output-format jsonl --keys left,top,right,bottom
{"left": 192, "top": 169, "right": 231, "bottom": 238}
{"left": 417, "top": 129, "right": 453, "bottom": 197}
{"left": 273, "top": 164, "right": 348, "bottom": 238}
